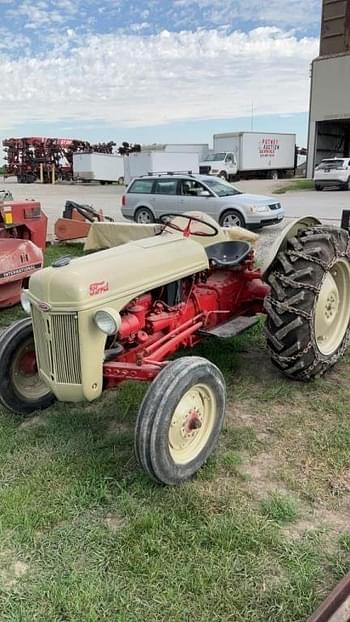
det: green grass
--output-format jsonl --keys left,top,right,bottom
{"left": 273, "top": 179, "right": 314, "bottom": 194}
{"left": 0, "top": 303, "right": 349, "bottom": 619}
{"left": 0, "top": 243, "right": 83, "bottom": 327}
{"left": 261, "top": 494, "right": 299, "bottom": 525}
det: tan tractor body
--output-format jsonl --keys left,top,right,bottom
{"left": 1, "top": 210, "right": 349, "bottom": 485}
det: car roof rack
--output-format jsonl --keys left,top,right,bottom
{"left": 138, "top": 171, "right": 196, "bottom": 178}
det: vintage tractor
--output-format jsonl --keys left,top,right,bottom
{"left": 0, "top": 211, "right": 349, "bottom": 485}
{"left": 0, "top": 200, "right": 47, "bottom": 308}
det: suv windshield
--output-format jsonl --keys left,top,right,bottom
{"left": 204, "top": 179, "right": 242, "bottom": 197}
{"left": 318, "top": 159, "right": 345, "bottom": 170}
{"left": 204, "top": 153, "right": 226, "bottom": 162}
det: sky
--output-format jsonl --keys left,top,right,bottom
{"left": 0, "top": 0, "right": 322, "bottom": 157}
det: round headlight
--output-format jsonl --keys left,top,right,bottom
{"left": 94, "top": 310, "right": 119, "bottom": 335}
{"left": 20, "top": 289, "right": 31, "bottom": 315}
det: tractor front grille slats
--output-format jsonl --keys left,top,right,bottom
{"left": 32, "top": 305, "right": 52, "bottom": 379}
{"left": 31, "top": 306, "right": 81, "bottom": 384}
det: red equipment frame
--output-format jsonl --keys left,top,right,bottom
{"left": 103, "top": 254, "right": 270, "bottom": 387}
{"left": 3, "top": 137, "right": 116, "bottom": 183}
{"left": 0, "top": 201, "right": 47, "bottom": 307}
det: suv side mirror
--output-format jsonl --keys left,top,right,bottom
{"left": 198, "top": 190, "right": 211, "bottom": 197}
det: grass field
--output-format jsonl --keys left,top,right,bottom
{"left": 273, "top": 179, "right": 315, "bottom": 194}
{"left": 0, "top": 246, "right": 349, "bottom": 621}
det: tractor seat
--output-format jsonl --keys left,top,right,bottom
{"left": 205, "top": 241, "right": 251, "bottom": 268}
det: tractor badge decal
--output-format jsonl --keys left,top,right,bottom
{"left": 89, "top": 281, "right": 109, "bottom": 296}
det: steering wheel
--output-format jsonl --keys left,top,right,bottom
{"left": 159, "top": 213, "right": 219, "bottom": 237}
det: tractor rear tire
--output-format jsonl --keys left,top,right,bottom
{"left": 264, "top": 226, "right": 350, "bottom": 380}
{"left": 0, "top": 318, "right": 55, "bottom": 416}
{"left": 134, "top": 357, "right": 226, "bottom": 484}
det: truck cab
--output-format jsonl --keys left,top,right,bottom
{"left": 199, "top": 152, "right": 238, "bottom": 181}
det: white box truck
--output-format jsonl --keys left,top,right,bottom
{"left": 124, "top": 151, "right": 200, "bottom": 184}
{"left": 141, "top": 143, "right": 209, "bottom": 160}
{"left": 200, "top": 132, "right": 296, "bottom": 181}
{"left": 73, "top": 152, "right": 125, "bottom": 184}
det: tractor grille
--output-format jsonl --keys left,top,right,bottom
{"left": 31, "top": 306, "right": 81, "bottom": 384}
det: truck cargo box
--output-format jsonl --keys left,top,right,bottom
{"left": 73, "top": 153, "right": 125, "bottom": 184}
{"left": 213, "top": 132, "right": 296, "bottom": 173}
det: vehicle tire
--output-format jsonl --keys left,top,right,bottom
{"left": 270, "top": 170, "right": 279, "bottom": 181}
{"left": 134, "top": 357, "right": 226, "bottom": 485}
{"left": 0, "top": 318, "right": 56, "bottom": 416}
{"left": 218, "top": 171, "right": 227, "bottom": 180}
{"left": 346, "top": 178, "right": 350, "bottom": 191}
{"left": 264, "top": 226, "right": 350, "bottom": 380}
{"left": 118, "top": 176, "right": 124, "bottom": 185}
{"left": 315, "top": 184, "right": 322, "bottom": 191}
{"left": 134, "top": 207, "right": 155, "bottom": 224}
{"left": 219, "top": 209, "right": 245, "bottom": 228}
{"left": 100, "top": 180, "right": 106, "bottom": 185}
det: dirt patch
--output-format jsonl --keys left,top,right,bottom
{"left": 0, "top": 555, "right": 28, "bottom": 590}
{"left": 242, "top": 451, "right": 289, "bottom": 500}
{"left": 106, "top": 420, "right": 132, "bottom": 438}
{"left": 285, "top": 506, "right": 350, "bottom": 541}
{"left": 103, "top": 513, "right": 127, "bottom": 532}
{"left": 19, "top": 415, "right": 47, "bottom": 430}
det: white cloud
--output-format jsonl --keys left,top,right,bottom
{"left": 0, "top": 27, "right": 318, "bottom": 131}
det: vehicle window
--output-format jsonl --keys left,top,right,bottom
{"left": 180, "top": 179, "right": 208, "bottom": 197}
{"left": 317, "top": 159, "right": 345, "bottom": 170}
{"left": 204, "top": 153, "right": 226, "bottom": 162}
{"left": 155, "top": 180, "right": 178, "bottom": 195}
{"left": 204, "top": 178, "right": 242, "bottom": 197}
{"left": 128, "top": 179, "right": 154, "bottom": 193}
{"left": 225, "top": 154, "right": 233, "bottom": 163}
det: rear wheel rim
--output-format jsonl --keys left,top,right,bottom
{"left": 222, "top": 213, "right": 241, "bottom": 228}
{"left": 315, "top": 258, "right": 350, "bottom": 355}
{"left": 168, "top": 383, "right": 216, "bottom": 465}
{"left": 10, "top": 339, "right": 49, "bottom": 401}
{"left": 137, "top": 209, "right": 152, "bottom": 224}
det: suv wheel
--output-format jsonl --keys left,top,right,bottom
{"left": 134, "top": 207, "right": 155, "bottom": 224}
{"left": 219, "top": 209, "right": 245, "bottom": 228}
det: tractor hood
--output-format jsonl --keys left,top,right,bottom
{"left": 29, "top": 233, "right": 209, "bottom": 312}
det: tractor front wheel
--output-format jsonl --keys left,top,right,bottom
{"left": 134, "top": 357, "right": 226, "bottom": 484}
{"left": 0, "top": 318, "right": 55, "bottom": 415}
{"left": 264, "top": 226, "right": 350, "bottom": 379}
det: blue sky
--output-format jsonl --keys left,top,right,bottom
{"left": 0, "top": 0, "right": 322, "bottom": 155}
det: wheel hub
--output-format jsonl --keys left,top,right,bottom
{"left": 315, "top": 260, "right": 350, "bottom": 355}
{"left": 168, "top": 384, "right": 216, "bottom": 465}
{"left": 11, "top": 340, "right": 49, "bottom": 401}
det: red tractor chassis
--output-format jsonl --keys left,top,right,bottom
{"left": 103, "top": 253, "right": 269, "bottom": 387}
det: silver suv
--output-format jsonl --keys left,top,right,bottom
{"left": 121, "top": 174, "right": 284, "bottom": 229}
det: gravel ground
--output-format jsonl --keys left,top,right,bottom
{"left": 1, "top": 177, "right": 349, "bottom": 252}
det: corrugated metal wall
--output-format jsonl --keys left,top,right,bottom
{"left": 320, "top": 0, "right": 350, "bottom": 55}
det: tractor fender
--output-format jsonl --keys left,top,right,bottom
{"left": 261, "top": 216, "right": 322, "bottom": 276}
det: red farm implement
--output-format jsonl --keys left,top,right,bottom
{"left": 0, "top": 200, "right": 47, "bottom": 307}
{"left": 3, "top": 137, "right": 116, "bottom": 183}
